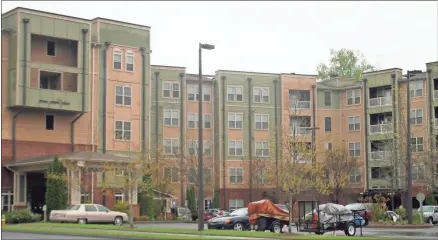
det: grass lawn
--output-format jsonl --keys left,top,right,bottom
{"left": 2, "top": 223, "right": 392, "bottom": 240}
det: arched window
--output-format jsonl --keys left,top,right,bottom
{"left": 125, "top": 50, "right": 134, "bottom": 72}
{"left": 113, "top": 48, "right": 122, "bottom": 70}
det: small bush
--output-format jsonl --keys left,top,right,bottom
{"left": 112, "top": 201, "right": 129, "bottom": 215}
{"left": 371, "top": 203, "right": 387, "bottom": 221}
{"left": 395, "top": 207, "right": 406, "bottom": 220}
{"left": 134, "top": 216, "right": 149, "bottom": 221}
{"left": 5, "top": 209, "right": 42, "bottom": 224}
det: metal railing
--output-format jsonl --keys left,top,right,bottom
{"left": 369, "top": 97, "right": 391, "bottom": 107}
{"left": 290, "top": 127, "right": 312, "bottom": 136}
{"left": 434, "top": 90, "right": 438, "bottom": 99}
{"left": 369, "top": 123, "right": 393, "bottom": 134}
{"left": 289, "top": 100, "right": 311, "bottom": 109}
{"left": 370, "top": 151, "right": 388, "bottom": 161}
{"left": 435, "top": 118, "right": 438, "bottom": 128}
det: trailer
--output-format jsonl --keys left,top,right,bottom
{"left": 296, "top": 201, "right": 364, "bottom": 236}
{"left": 248, "top": 199, "right": 290, "bottom": 233}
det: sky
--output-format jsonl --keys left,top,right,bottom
{"left": 2, "top": 1, "right": 438, "bottom": 75}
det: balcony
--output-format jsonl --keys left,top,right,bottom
{"left": 435, "top": 119, "right": 438, "bottom": 129}
{"left": 290, "top": 127, "right": 312, "bottom": 136}
{"left": 369, "top": 97, "right": 391, "bottom": 107}
{"left": 370, "top": 151, "right": 389, "bottom": 161}
{"left": 289, "top": 100, "right": 310, "bottom": 110}
{"left": 435, "top": 90, "right": 438, "bottom": 100}
{"left": 369, "top": 123, "right": 392, "bottom": 135}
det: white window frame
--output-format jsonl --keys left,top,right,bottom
{"left": 229, "top": 140, "right": 243, "bottom": 156}
{"left": 409, "top": 81, "right": 423, "bottom": 97}
{"left": 125, "top": 50, "right": 134, "bottom": 72}
{"left": 163, "top": 81, "right": 180, "bottom": 99}
{"left": 188, "top": 113, "right": 199, "bottom": 129}
{"left": 228, "top": 112, "right": 243, "bottom": 129}
{"left": 255, "top": 114, "right": 269, "bottom": 130}
{"left": 113, "top": 48, "right": 122, "bottom": 71}
{"left": 347, "top": 89, "right": 361, "bottom": 105}
{"left": 256, "top": 169, "right": 269, "bottom": 185}
{"left": 412, "top": 165, "right": 426, "bottom": 180}
{"left": 349, "top": 168, "right": 361, "bottom": 184}
{"left": 203, "top": 86, "right": 212, "bottom": 102}
{"left": 187, "top": 140, "right": 212, "bottom": 156}
{"left": 349, "top": 142, "right": 361, "bottom": 157}
{"left": 229, "top": 168, "right": 243, "bottom": 184}
{"left": 164, "top": 138, "right": 180, "bottom": 155}
{"left": 255, "top": 141, "right": 269, "bottom": 157}
{"left": 253, "top": 87, "right": 269, "bottom": 103}
{"left": 164, "top": 167, "right": 179, "bottom": 183}
{"left": 115, "top": 192, "right": 125, "bottom": 202}
{"left": 187, "top": 85, "right": 200, "bottom": 101}
{"left": 204, "top": 114, "right": 212, "bottom": 129}
{"left": 324, "top": 116, "right": 332, "bottom": 132}
{"left": 325, "top": 142, "right": 332, "bottom": 150}
{"left": 348, "top": 116, "right": 360, "bottom": 131}
{"left": 229, "top": 199, "right": 244, "bottom": 210}
{"left": 227, "top": 85, "right": 244, "bottom": 102}
{"left": 411, "top": 137, "right": 424, "bottom": 152}
{"left": 164, "top": 109, "right": 179, "bottom": 127}
{"left": 1, "top": 191, "right": 13, "bottom": 212}
{"left": 114, "top": 120, "right": 131, "bottom": 141}
{"left": 410, "top": 109, "right": 423, "bottom": 125}
{"left": 115, "top": 85, "right": 132, "bottom": 106}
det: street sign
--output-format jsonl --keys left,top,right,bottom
{"left": 416, "top": 192, "right": 425, "bottom": 202}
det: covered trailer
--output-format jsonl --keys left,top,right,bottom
{"left": 248, "top": 199, "right": 289, "bottom": 233}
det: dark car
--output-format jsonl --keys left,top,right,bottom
{"left": 207, "top": 208, "right": 250, "bottom": 231}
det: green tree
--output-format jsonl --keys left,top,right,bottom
{"left": 317, "top": 48, "right": 374, "bottom": 81}
{"left": 186, "top": 185, "right": 196, "bottom": 211}
{"left": 212, "top": 189, "right": 220, "bottom": 208}
{"left": 425, "top": 193, "right": 438, "bottom": 205}
{"left": 45, "top": 157, "right": 68, "bottom": 214}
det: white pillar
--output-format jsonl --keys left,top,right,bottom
{"left": 70, "top": 170, "right": 81, "bottom": 205}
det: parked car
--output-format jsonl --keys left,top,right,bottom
{"left": 417, "top": 205, "right": 438, "bottom": 225}
{"left": 207, "top": 207, "right": 250, "bottom": 231}
{"left": 385, "top": 211, "right": 401, "bottom": 222}
{"left": 171, "top": 207, "right": 192, "bottom": 220}
{"left": 191, "top": 209, "right": 216, "bottom": 222}
{"left": 49, "top": 204, "right": 128, "bottom": 225}
{"left": 345, "top": 203, "right": 373, "bottom": 225}
{"left": 206, "top": 208, "right": 230, "bottom": 217}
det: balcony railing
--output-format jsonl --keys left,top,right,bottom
{"left": 434, "top": 90, "right": 438, "bottom": 100}
{"left": 369, "top": 123, "right": 393, "bottom": 135}
{"left": 435, "top": 118, "right": 438, "bottom": 129}
{"left": 290, "top": 127, "right": 312, "bottom": 136}
{"left": 370, "top": 151, "right": 389, "bottom": 161}
{"left": 369, "top": 97, "right": 391, "bottom": 107}
{"left": 289, "top": 100, "right": 311, "bottom": 109}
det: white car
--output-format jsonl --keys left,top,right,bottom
{"left": 50, "top": 204, "right": 128, "bottom": 225}
{"left": 418, "top": 206, "right": 438, "bottom": 225}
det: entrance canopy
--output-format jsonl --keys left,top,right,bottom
{"left": 4, "top": 152, "right": 132, "bottom": 172}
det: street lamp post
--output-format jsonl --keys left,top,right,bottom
{"left": 198, "top": 43, "right": 215, "bottom": 231}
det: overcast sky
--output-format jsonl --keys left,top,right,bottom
{"left": 2, "top": 1, "right": 438, "bottom": 75}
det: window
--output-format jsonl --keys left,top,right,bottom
{"left": 164, "top": 138, "right": 179, "bottom": 154}
{"left": 325, "top": 143, "right": 332, "bottom": 150}
{"left": 115, "top": 192, "right": 124, "bottom": 202}
{"left": 255, "top": 141, "right": 269, "bottom": 157}
{"left": 188, "top": 113, "right": 199, "bottom": 129}
{"left": 204, "top": 140, "right": 212, "bottom": 156}
{"left": 115, "top": 86, "right": 132, "bottom": 106}
{"left": 229, "top": 199, "right": 244, "bottom": 210}
{"left": 81, "top": 193, "right": 90, "bottom": 204}
{"left": 203, "top": 86, "right": 211, "bottom": 102}
{"left": 348, "top": 116, "right": 360, "bottom": 131}
{"left": 324, "top": 91, "right": 331, "bottom": 106}
{"left": 113, "top": 49, "right": 122, "bottom": 70}
{"left": 40, "top": 71, "right": 61, "bottom": 90}
{"left": 47, "top": 40, "right": 56, "bottom": 56}
{"left": 164, "top": 109, "right": 179, "bottom": 126}
{"left": 229, "top": 141, "right": 243, "bottom": 156}
{"left": 411, "top": 137, "right": 424, "bottom": 152}
{"left": 371, "top": 167, "right": 392, "bottom": 179}
{"left": 254, "top": 87, "right": 269, "bottom": 103}
{"left": 410, "top": 81, "right": 423, "bottom": 97}
{"left": 188, "top": 168, "right": 211, "bottom": 184}
{"left": 96, "top": 205, "right": 109, "bottom": 212}
{"left": 347, "top": 89, "right": 361, "bottom": 105}
{"left": 163, "top": 82, "right": 180, "bottom": 98}
{"left": 204, "top": 114, "right": 212, "bottom": 128}
{"left": 187, "top": 85, "right": 199, "bottom": 101}
{"left": 349, "top": 142, "right": 361, "bottom": 157}
{"left": 125, "top": 51, "right": 134, "bottom": 72}
{"left": 204, "top": 168, "right": 212, "bottom": 184}
{"left": 350, "top": 168, "right": 361, "bottom": 184}
{"left": 1, "top": 191, "right": 13, "bottom": 212}
{"left": 115, "top": 121, "right": 131, "bottom": 140}
{"left": 164, "top": 167, "right": 179, "bottom": 183}
{"left": 187, "top": 141, "right": 198, "bottom": 156}
{"left": 255, "top": 169, "right": 269, "bottom": 185}
{"left": 188, "top": 168, "right": 196, "bottom": 183}
{"left": 85, "top": 205, "right": 98, "bottom": 212}
{"left": 228, "top": 113, "right": 243, "bottom": 129}
{"left": 255, "top": 114, "right": 269, "bottom": 130}
{"left": 229, "top": 168, "right": 243, "bottom": 184}
{"left": 413, "top": 165, "right": 426, "bottom": 180}
{"left": 46, "top": 115, "right": 54, "bottom": 130}
{"left": 115, "top": 169, "right": 124, "bottom": 176}
{"left": 325, "top": 117, "right": 332, "bottom": 132}
{"left": 227, "top": 86, "right": 243, "bottom": 102}
{"left": 410, "top": 109, "right": 423, "bottom": 125}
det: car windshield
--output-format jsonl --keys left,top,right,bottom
{"left": 230, "top": 208, "right": 247, "bottom": 216}
{"left": 420, "top": 206, "right": 434, "bottom": 212}
{"left": 68, "top": 205, "right": 80, "bottom": 210}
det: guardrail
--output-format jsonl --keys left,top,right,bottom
{"left": 369, "top": 97, "right": 391, "bottom": 107}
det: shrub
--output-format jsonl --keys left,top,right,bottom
{"left": 133, "top": 216, "right": 149, "bottom": 221}
{"left": 425, "top": 194, "right": 438, "bottom": 205}
{"left": 371, "top": 203, "right": 387, "bottom": 221}
{"left": 112, "top": 201, "right": 129, "bottom": 215}
{"left": 395, "top": 207, "right": 406, "bottom": 220}
{"left": 5, "top": 209, "right": 42, "bottom": 224}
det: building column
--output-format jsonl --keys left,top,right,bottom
{"left": 13, "top": 172, "right": 27, "bottom": 209}
{"left": 70, "top": 170, "right": 81, "bottom": 205}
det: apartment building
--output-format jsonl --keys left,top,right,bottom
{"left": 2, "top": 7, "right": 437, "bottom": 216}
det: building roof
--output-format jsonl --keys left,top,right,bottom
{"left": 185, "top": 73, "right": 215, "bottom": 82}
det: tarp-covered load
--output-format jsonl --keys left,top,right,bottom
{"left": 248, "top": 199, "right": 289, "bottom": 224}
{"left": 304, "top": 203, "right": 356, "bottom": 229}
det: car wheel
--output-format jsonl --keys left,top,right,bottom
{"left": 344, "top": 222, "right": 356, "bottom": 236}
{"left": 77, "top": 218, "right": 87, "bottom": 225}
{"left": 272, "top": 223, "right": 282, "bottom": 233}
{"left": 428, "top": 217, "right": 433, "bottom": 225}
{"left": 233, "top": 222, "right": 243, "bottom": 231}
{"left": 114, "top": 216, "right": 123, "bottom": 226}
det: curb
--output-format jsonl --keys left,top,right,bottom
{"left": 1, "top": 230, "right": 148, "bottom": 240}
{"left": 366, "top": 224, "right": 435, "bottom": 229}
{"left": 134, "top": 220, "right": 195, "bottom": 224}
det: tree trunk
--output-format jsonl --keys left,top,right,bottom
{"left": 129, "top": 187, "right": 134, "bottom": 228}
{"left": 288, "top": 193, "right": 293, "bottom": 233}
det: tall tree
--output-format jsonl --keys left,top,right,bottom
{"left": 317, "top": 48, "right": 374, "bottom": 81}
{"left": 186, "top": 185, "right": 196, "bottom": 211}
{"left": 45, "top": 157, "right": 68, "bottom": 214}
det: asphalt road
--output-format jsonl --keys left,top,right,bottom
{"left": 2, "top": 232, "right": 107, "bottom": 239}
{"left": 136, "top": 222, "right": 438, "bottom": 240}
